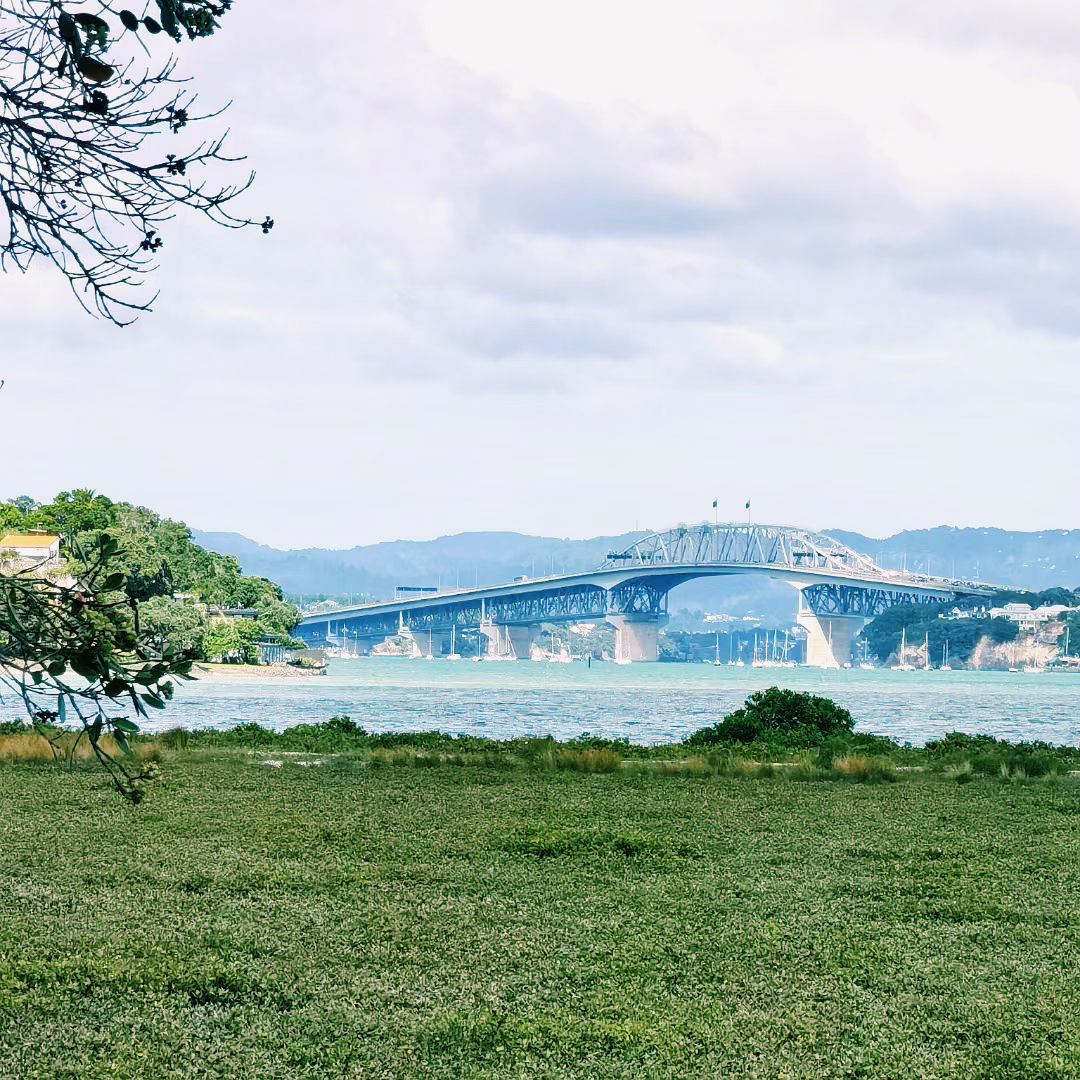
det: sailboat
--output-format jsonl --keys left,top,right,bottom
{"left": 446, "top": 623, "right": 461, "bottom": 660}
{"left": 893, "top": 628, "right": 916, "bottom": 671}
{"left": 922, "top": 632, "right": 932, "bottom": 671}
{"left": 940, "top": 640, "right": 952, "bottom": 671}
{"left": 713, "top": 632, "right": 723, "bottom": 666}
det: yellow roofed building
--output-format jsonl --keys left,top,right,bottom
{"left": 0, "top": 532, "right": 61, "bottom": 568}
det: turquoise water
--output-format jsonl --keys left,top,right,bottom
{"left": 127, "top": 658, "right": 1080, "bottom": 747}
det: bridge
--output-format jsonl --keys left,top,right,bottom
{"left": 294, "top": 523, "right": 995, "bottom": 667}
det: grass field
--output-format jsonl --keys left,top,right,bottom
{"left": 2, "top": 750, "right": 1079, "bottom": 1079}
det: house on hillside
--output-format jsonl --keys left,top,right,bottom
{"left": 988, "top": 602, "right": 1076, "bottom": 632}
{"left": 0, "top": 532, "right": 60, "bottom": 569}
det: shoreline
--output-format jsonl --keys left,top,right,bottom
{"left": 193, "top": 663, "right": 327, "bottom": 679}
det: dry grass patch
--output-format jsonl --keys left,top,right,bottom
{"left": 0, "top": 729, "right": 125, "bottom": 764}
{"left": 832, "top": 753, "right": 896, "bottom": 783}
{"left": 555, "top": 747, "right": 621, "bottom": 773}
{"left": 0, "top": 731, "right": 53, "bottom": 762}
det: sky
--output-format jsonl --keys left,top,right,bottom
{"left": 4, "top": 0, "right": 1080, "bottom": 550}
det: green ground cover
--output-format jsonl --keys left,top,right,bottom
{"left": 2, "top": 748, "right": 1080, "bottom": 1079}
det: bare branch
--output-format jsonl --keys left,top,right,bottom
{"left": 0, "top": 0, "right": 270, "bottom": 324}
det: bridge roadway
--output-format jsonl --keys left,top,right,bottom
{"left": 295, "top": 523, "right": 995, "bottom": 667}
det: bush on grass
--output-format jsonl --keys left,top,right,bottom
{"left": 685, "top": 687, "right": 855, "bottom": 750}
{"left": 925, "top": 731, "right": 1075, "bottom": 780}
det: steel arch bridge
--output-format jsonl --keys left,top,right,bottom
{"left": 295, "top": 522, "right": 994, "bottom": 650}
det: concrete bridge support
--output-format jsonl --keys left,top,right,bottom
{"left": 796, "top": 610, "right": 866, "bottom": 668}
{"left": 478, "top": 623, "right": 529, "bottom": 659}
{"left": 506, "top": 626, "right": 534, "bottom": 660}
{"left": 605, "top": 614, "right": 670, "bottom": 662}
{"left": 411, "top": 630, "right": 447, "bottom": 658}
{"left": 479, "top": 623, "right": 504, "bottom": 658}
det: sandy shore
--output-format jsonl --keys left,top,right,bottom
{"left": 193, "top": 663, "right": 328, "bottom": 679}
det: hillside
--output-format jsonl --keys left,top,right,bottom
{"left": 827, "top": 527, "right": 1080, "bottom": 589}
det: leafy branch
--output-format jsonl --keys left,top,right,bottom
{"left": 0, "top": 529, "right": 198, "bottom": 801}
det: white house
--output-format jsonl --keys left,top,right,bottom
{"left": 0, "top": 532, "right": 60, "bottom": 568}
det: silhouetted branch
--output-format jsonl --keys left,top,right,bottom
{"left": 0, "top": 1, "right": 270, "bottom": 323}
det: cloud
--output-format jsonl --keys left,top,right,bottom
{"left": 7, "top": 0, "right": 1080, "bottom": 546}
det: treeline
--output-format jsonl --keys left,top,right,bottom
{"left": 1, "top": 490, "right": 299, "bottom": 661}
{"left": 859, "top": 587, "right": 1080, "bottom": 665}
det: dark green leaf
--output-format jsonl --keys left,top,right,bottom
{"left": 113, "top": 730, "right": 130, "bottom": 755}
{"left": 103, "top": 572, "right": 126, "bottom": 591}
{"left": 47, "top": 660, "right": 66, "bottom": 678}
{"left": 143, "top": 15, "right": 162, "bottom": 33}
{"left": 75, "top": 56, "right": 114, "bottom": 83}
{"left": 70, "top": 659, "right": 98, "bottom": 681}
{"left": 112, "top": 716, "right": 139, "bottom": 734}
{"left": 57, "top": 12, "right": 81, "bottom": 56}
{"left": 156, "top": 0, "right": 177, "bottom": 36}
{"left": 140, "top": 694, "right": 166, "bottom": 710}
{"left": 103, "top": 679, "right": 128, "bottom": 698}
{"left": 119, "top": 9, "right": 139, "bottom": 31}
{"left": 72, "top": 13, "right": 108, "bottom": 30}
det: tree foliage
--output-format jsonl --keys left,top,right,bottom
{"left": 685, "top": 687, "right": 854, "bottom": 749}
{"left": 2, "top": 489, "right": 300, "bottom": 651}
{"left": 0, "top": 490, "right": 301, "bottom": 800}
{"left": 0, "top": 530, "right": 194, "bottom": 800}
{"left": 0, "top": 0, "right": 271, "bottom": 323}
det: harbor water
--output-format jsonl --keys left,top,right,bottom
{"left": 119, "top": 658, "right": 1080, "bottom": 747}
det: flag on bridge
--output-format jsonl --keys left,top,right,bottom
{"left": 712, "top": 499, "right": 717, "bottom": 508}
{"left": 745, "top": 500, "right": 751, "bottom": 509}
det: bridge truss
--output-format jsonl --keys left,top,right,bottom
{"left": 803, "top": 583, "right": 946, "bottom": 618}
{"left": 603, "top": 523, "right": 883, "bottom": 576}
{"left": 313, "top": 578, "right": 679, "bottom": 639}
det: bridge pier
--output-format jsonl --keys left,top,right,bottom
{"left": 796, "top": 609, "right": 865, "bottom": 668}
{"left": 478, "top": 623, "right": 528, "bottom": 659}
{"left": 506, "top": 626, "right": 534, "bottom": 660}
{"left": 410, "top": 629, "right": 447, "bottom": 657}
{"left": 606, "top": 614, "right": 669, "bottom": 662}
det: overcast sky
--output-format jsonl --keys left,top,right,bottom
{"left": 4, "top": 0, "right": 1080, "bottom": 549}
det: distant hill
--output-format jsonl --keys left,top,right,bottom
{"left": 191, "top": 529, "right": 651, "bottom": 601}
{"left": 192, "top": 525, "right": 1080, "bottom": 625}
{"left": 826, "top": 527, "right": 1080, "bottom": 590}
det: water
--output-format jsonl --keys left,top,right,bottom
{"left": 118, "top": 658, "right": 1080, "bottom": 747}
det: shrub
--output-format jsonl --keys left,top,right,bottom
{"left": 223, "top": 722, "right": 277, "bottom": 747}
{"left": 685, "top": 687, "right": 854, "bottom": 749}
{"left": 925, "top": 731, "right": 1075, "bottom": 780}
{"left": 815, "top": 732, "right": 902, "bottom": 769}
{"left": 156, "top": 728, "right": 190, "bottom": 751}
